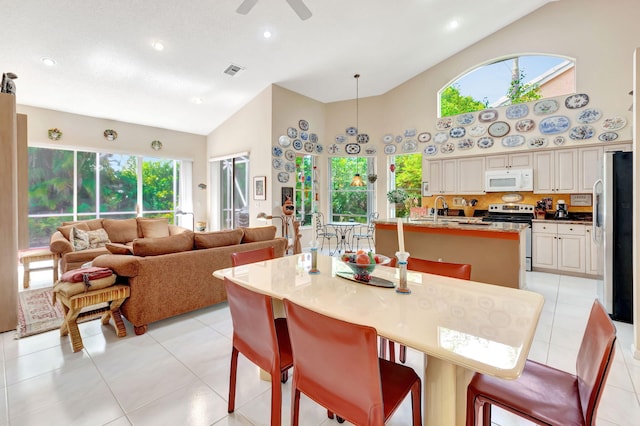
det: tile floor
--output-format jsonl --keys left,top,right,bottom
{"left": 1, "top": 263, "right": 639, "bottom": 425}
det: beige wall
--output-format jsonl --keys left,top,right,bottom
{"left": 16, "top": 105, "right": 208, "bottom": 222}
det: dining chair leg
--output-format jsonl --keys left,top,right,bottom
{"left": 228, "top": 347, "right": 239, "bottom": 413}
{"left": 411, "top": 379, "right": 422, "bottom": 426}
{"left": 399, "top": 344, "right": 407, "bottom": 364}
{"left": 379, "top": 337, "right": 387, "bottom": 359}
{"left": 388, "top": 339, "right": 396, "bottom": 362}
{"left": 270, "top": 369, "right": 282, "bottom": 426}
{"left": 292, "top": 388, "right": 301, "bottom": 426}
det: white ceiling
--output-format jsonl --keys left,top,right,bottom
{"left": 3, "top": 0, "right": 553, "bottom": 135}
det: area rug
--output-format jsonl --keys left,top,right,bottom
{"left": 15, "top": 287, "right": 64, "bottom": 338}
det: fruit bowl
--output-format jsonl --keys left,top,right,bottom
{"left": 341, "top": 252, "right": 391, "bottom": 282}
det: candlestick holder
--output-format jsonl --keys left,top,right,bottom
{"left": 309, "top": 240, "right": 320, "bottom": 274}
{"left": 395, "top": 251, "right": 411, "bottom": 294}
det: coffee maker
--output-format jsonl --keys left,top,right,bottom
{"left": 554, "top": 199, "right": 569, "bottom": 219}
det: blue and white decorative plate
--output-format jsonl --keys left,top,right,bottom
{"left": 395, "top": 135, "right": 404, "bottom": 143}
{"left": 284, "top": 162, "right": 296, "bottom": 173}
{"left": 285, "top": 149, "right": 295, "bottom": 161}
{"left": 576, "top": 108, "right": 602, "bottom": 124}
{"left": 449, "top": 127, "right": 466, "bottom": 138}
{"left": 440, "top": 142, "right": 455, "bottom": 154}
{"left": 533, "top": 99, "right": 559, "bottom": 115}
{"left": 423, "top": 144, "right": 438, "bottom": 155}
{"left": 300, "top": 131, "right": 309, "bottom": 141}
{"left": 383, "top": 134, "right": 394, "bottom": 143}
{"left": 335, "top": 134, "right": 348, "bottom": 144}
{"left": 293, "top": 139, "right": 303, "bottom": 150}
{"left": 539, "top": 115, "right": 571, "bottom": 134}
{"left": 346, "top": 126, "right": 358, "bottom": 136}
{"left": 278, "top": 135, "right": 291, "bottom": 147}
{"left": 505, "top": 104, "right": 529, "bottom": 120}
{"left": 287, "top": 127, "right": 298, "bottom": 138}
{"left": 502, "top": 135, "right": 526, "bottom": 148}
{"left": 404, "top": 128, "right": 417, "bottom": 137}
{"left": 478, "top": 109, "right": 498, "bottom": 123}
{"left": 468, "top": 125, "right": 486, "bottom": 137}
{"left": 277, "top": 172, "right": 289, "bottom": 183}
{"left": 418, "top": 132, "right": 431, "bottom": 142}
{"left": 328, "top": 143, "right": 340, "bottom": 154}
{"left": 488, "top": 121, "right": 510, "bottom": 137}
{"left": 434, "top": 132, "right": 449, "bottom": 144}
{"left": 569, "top": 125, "right": 595, "bottom": 140}
{"left": 384, "top": 144, "right": 397, "bottom": 155}
{"left": 456, "top": 113, "right": 475, "bottom": 126}
{"left": 598, "top": 132, "right": 619, "bottom": 142}
{"left": 435, "top": 117, "right": 453, "bottom": 130}
{"left": 402, "top": 140, "right": 417, "bottom": 152}
{"left": 565, "top": 93, "right": 589, "bottom": 109}
{"left": 477, "top": 137, "right": 494, "bottom": 149}
{"left": 357, "top": 133, "right": 370, "bottom": 143}
{"left": 309, "top": 133, "right": 318, "bottom": 143}
{"left": 457, "top": 138, "right": 474, "bottom": 150}
{"left": 364, "top": 146, "right": 377, "bottom": 155}
{"left": 527, "top": 137, "right": 548, "bottom": 149}
{"left": 345, "top": 143, "right": 361, "bottom": 155}
{"left": 315, "top": 144, "right": 324, "bottom": 154}
{"left": 553, "top": 136, "right": 566, "bottom": 146}
{"left": 272, "top": 158, "right": 283, "bottom": 169}
{"left": 272, "top": 146, "right": 283, "bottom": 157}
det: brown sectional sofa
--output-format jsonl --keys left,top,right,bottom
{"left": 50, "top": 218, "right": 287, "bottom": 335}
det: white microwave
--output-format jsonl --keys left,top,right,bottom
{"left": 485, "top": 169, "right": 533, "bottom": 192}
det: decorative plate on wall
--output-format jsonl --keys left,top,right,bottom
{"left": 468, "top": 125, "right": 486, "bottom": 137}
{"left": 384, "top": 144, "right": 397, "bottom": 155}
{"left": 601, "top": 116, "right": 627, "bottom": 130}
{"left": 292, "top": 139, "right": 303, "bottom": 150}
{"left": 505, "top": 104, "right": 529, "bottom": 120}
{"left": 346, "top": 126, "right": 358, "bottom": 136}
{"left": 104, "top": 129, "right": 118, "bottom": 141}
{"left": 456, "top": 113, "right": 475, "bottom": 126}
{"left": 477, "top": 137, "right": 494, "bottom": 149}
{"left": 569, "top": 125, "right": 595, "bottom": 140}
{"left": 48, "top": 128, "right": 62, "bottom": 141}
{"left": 457, "top": 138, "right": 474, "bottom": 150}
{"left": 300, "top": 131, "right": 309, "bottom": 140}
{"left": 434, "top": 132, "right": 448, "bottom": 144}
{"left": 539, "top": 115, "right": 571, "bottom": 134}
{"left": 328, "top": 143, "right": 340, "bottom": 154}
{"left": 402, "top": 140, "right": 417, "bottom": 152}
{"left": 435, "top": 117, "right": 453, "bottom": 130}
{"left": 404, "top": 128, "right": 417, "bottom": 137}
{"left": 272, "top": 146, "right": 283, "bottom": 157}
{"left": 357, "top": 133, "right": 370, "bottom": 143}
{"left": 299, "top": 119, "right": 309, "bottom": 131}
{"left": 553, "top": 135, "right": 566, "bottom": 146}
{"left": 304, "top": 141, "right": 314, "bottom": 152}
{"left": 576, "top": 108, "right": 602, "bottom": 124}
{"left": 315, "top": 144, "right": 324, "bottom": 154}
{"left": 478, "top": 109, "right": 498, "bottom": 123}
{"left": 440, "top": 142, "right": 455, "bottom": 154}
{"left": 515, "top": 119, "right": 535, "bottom": 132}
{"left": 533, "top": 99, "right": 559, "bottom": 115}
{"left": 278, "top": 135, "right": 291, "bottom": 147}
{"left": 565, "top": 93, "right": 589, "bottom": 109}
{"left": 345, "top": 143, "right": 361, "bottom": 154}
{"left": 418, "top": 132, "right": 431, "bottom": 142}
{"left": 383, "top": 134, "right": 394, "bottom": 143}
{"left": 449, "top": 127, "right": 466, "bottom": 138}
{"left": 277, "top": 172, "right": 290, "bottom": 183}
{"left": 272, "top": 158, "right": 283, "bottom": 169}
{"left": 598, "top": 132, "right": 619, "bottom": 142}
{"left": 285, "top": 149, "right": 295, "bottom": 161}
{"left": 502, "top": 135, "right": 525, "bottom": 148}
{"left": 423, "top": 144, "right": 438, "bottom": 155}
{"left": 287, "top": 127, "right": 298, "bottom": 138}
{"left": 527, "top": 136, "right": 548, "bottom": 149}
{"left": 151, "top": 140, "right": 162, "bottom": 150}
{"left": 488, "top": 121, "right": 510, "bottom": 137}
{"left": 309, "top": 133, "right": 318, "bottom": 143}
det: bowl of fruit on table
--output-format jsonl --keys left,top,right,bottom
{"left": 340, "top": 251, "right": 391, "bottom": 282}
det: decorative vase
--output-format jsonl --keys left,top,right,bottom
{"left": 195, "top": 221, "right": 206, "bottom": 231}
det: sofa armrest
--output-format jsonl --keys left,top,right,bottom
{"left": 92, "top": 254, "right": 142, "bottom": 277}
{"left": 50, "top": 231, "right": 73, "bottom": 255}
{"left": 169, "top": 224, "right": 190, "bottom": 235}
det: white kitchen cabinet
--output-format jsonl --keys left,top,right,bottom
{"left": 585, "top": 227, "right": 599, "bottom": 276}
{"left": 603, "top": 143, "right": 632, "bottom": 152}
{"left": 457, "top": 157, "right": 485, "bottom": 194}
{"left": 427, "top": 159, "right": 457, "bottom": 194}
{"left": 485, "top": 153, "right": 532, "bottom": 170}
{"left": 578, "top": 146, "right": 602, "bottom": 193}
{"left": 533, "top": 149, "right": 578, "bottom": 194}
{"left": 532, "top": 221, "right": 588, "bottom": 274}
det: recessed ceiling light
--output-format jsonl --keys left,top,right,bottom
{"left": 41, "top": 57, "right": 56, "bottom": 67}
{"left": 193, "top": 97, "right": 204, "bottom": 105}
{"left": 152, "top": 41, "right": 164, "bottom": 51}
{"left": 263, "top": 30, "right": 272, "bottom": 39}
{"left": 448, "top": 20, "right": 460, "bottom": 30}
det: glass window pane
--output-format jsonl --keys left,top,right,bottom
{"left": 28, "top": 147, "right": 74, "bottom": 215}
{"left": 329, "top": 157, "right": 373, "bottom": 223}
{"left": 77, "top": 151, "right": 97, "bottom": 214}
{"left": 29, "top": 216, "right": 73, "bottom": 248}
{"left": 142, "top": 157, "right": 175, "bottom": 213}
{"left": 295, "top": 155, "right": 313, "bottom": 226}
{"left": 99, "top": 153, "right": 137, "bottom": 213}
{"left": 392, "top": 153, "right": 422, "bottom": 218}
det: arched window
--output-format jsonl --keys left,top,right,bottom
{"left": 439, "top": 54, "right": 575, "bottom": 117}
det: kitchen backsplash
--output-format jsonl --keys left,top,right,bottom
{"left": 421, "top": 192, "right": 592, "bottom": 213}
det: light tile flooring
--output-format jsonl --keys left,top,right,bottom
{"left": 2, "top": 264, "right": 640, "bottom": 425}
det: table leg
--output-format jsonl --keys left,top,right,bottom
{"left": 424, "top": 355, "right": 474, "bottom": 426}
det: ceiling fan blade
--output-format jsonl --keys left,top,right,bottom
{"left": 286, "top": 0, "right": 312, "bottom": 20}
{"left": 236, "top": 0, "right": 258, "bottom": 15}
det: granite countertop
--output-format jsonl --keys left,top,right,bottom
{"left": 375, "top": 218, "right": 529, "bottom": 233}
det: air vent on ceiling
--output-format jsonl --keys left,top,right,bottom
{"left": 224, "top": 64, "right": 244, "bottom": 76}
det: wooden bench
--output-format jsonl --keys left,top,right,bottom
{"left": 56, "top": 284, "right": 130, "bottom": 352}
{"left": 19, "top": 248, "right": 59, "bottom": 289}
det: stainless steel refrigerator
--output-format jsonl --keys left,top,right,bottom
{"left": 594, "top": 151, "right": 633, "bottom": 323}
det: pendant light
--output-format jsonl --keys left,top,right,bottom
{"left": 350, "top": 73, "right": 366, "bottom": 187}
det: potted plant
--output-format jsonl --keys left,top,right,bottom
{"left": 387, "top": 189, "right": 410, "bottom": 217}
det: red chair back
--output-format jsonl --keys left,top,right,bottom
{"left": 390, "top": 257, "right": 471, "bottom": 280}
{"left": 283, "top": 299, "right": 386, "bottom": 425}
{"left": 224, "top": 277, "right": 280, "bottom": 371}
{"left": 577, "top": 300, "right": 617, "bottom": 423}
{"left": 231, "top": 246, "right": 275, "bottom": 266}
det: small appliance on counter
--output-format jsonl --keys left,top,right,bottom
{"left": 554, "top": 200, "right": 569, "bottom": 219}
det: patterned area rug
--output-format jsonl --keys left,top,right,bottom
{"left": 15, "top": 287, "right": 64, "bottom": 338}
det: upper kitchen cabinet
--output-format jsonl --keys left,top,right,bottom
{"left": 578, "top": 146, "right": 602, "bottom": 193}
{"left": 427, "top": 157, "right": 485, "bottom": 195}
{"left": 457, "top": 157, "right": 485, "bottom": 194}
{"left": 427, "top": 159, "right": 457, "bottom": 194}
{"left": 485, "top": 153, "right": 532, "bottom": 170}
{"left": 533, "top": 149, "right": 578, "bottom": 194}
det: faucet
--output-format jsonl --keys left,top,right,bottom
{"left": 433, "top": 196, "right": 448, "bottom": 223}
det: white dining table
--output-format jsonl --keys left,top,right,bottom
{"left": 327, "top": 221, "right": 359, "bottom": 253}
{"left": 213, "top": 253, "right": 544, "bottom": 426}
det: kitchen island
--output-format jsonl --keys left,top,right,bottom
{"left": 375, "top": 218, "right": 529, "bottom": 288}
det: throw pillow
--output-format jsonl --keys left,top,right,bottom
{"left": 137, "top": 217, "right": 170, "bottom": 238}
{"left": 241, "top": 226, "right": 277, "bottom": 243}
{"left": 194, "top": 228, "right": 244, "bottom": 249}
{"left": 106, "top": 243, "right": 134, "bottom": 255}
{"left": 132, "top": 231, "right": 194, "bottom": 256}
{"left": 70, "top": 227, "right": 111, "bottom": 251}
{"left": 57, "top": 222, "right": 90, "bottom": 240}
{"left": 102, "top": 218, "right": 138, "bottom": 244}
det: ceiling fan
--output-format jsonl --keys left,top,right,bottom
{"left": 236, "top": 0, "right": 312, "bottom": 20}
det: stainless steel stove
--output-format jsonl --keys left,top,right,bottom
{"left": 482, "top": 203, "right": 534, "bottom": 270}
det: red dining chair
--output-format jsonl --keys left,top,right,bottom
{"left": 283, "top": 298, "right": 422, "bottom": 426}
{"left": 385, "top": 257, "right": 471, "bottom": 363}
{"left": 231, "top": 246, "right": 275, "bottom": 266}
{"left": 466, "top": 299, "right": 616, "bottom": 426}
{"left": 224, "top": 277, "right": 293, "bottom": 426}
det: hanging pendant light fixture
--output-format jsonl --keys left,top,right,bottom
{"left": 350, "top": 73, "right": 366, "bottom": 187}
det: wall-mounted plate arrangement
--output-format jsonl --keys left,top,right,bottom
{"left": 435, "top": 117, "right": 453, "bottom": 130}
{"left": 456, "top": 113, "right": 475, "bottom": 126}
{"left": 601, "top": 116, "right": 626, "bottom": 130}
{"left": 457, "top": 138, "right": 474, "bottom": 150}
{"left": 383, "top": 134, "right": 394, "bottom": 143}
{"left": 527, "top": 136, "right": 547, "bottom": 149}
{"left": 598, "top": 132, "right": 619, "bottom": 142}
{"left": 423, "top": 144, "right": 438, "bottom": 155}
{"left": 565, "top": 93, "right": 589, "bottom": 109}
{"left": 502, "top": 135, "right": 525, "bottom": 148}
{"left": 505, "top": 104, "right": 529, "bottom": 120}
{"left": 449, "top": 127, "right": 466, "bottom": 138}
{"left": 417, "top": 132, "right": 431, "bottom": 142}
{"left": 478, "top": 109, "right": 498, "bottom": 123}
{"left": 287, "top": 127, "right": 297, "bottom": 138}
{"left": 488, "top": 121, "right": 510, "bottom": 137}
{"left": 298, "top": 119, "right": 309, "bottom": 131}
{"left": 104, "top": 129, "right": 118, "bottom": 141}
{"left": 477, "top": 136, "right": 494, "bottom": 149}
{"left": 533, "top": 99, "right": 559, "bottom": 115}
{"left": 576, "top": 108, "right": 601, "bottom": 123}
{"left": 539, "top": 115, "right": 571, "bottom": 134}
{"left": 434, "top": 132, "right": 448, "bottom": 144}
{"left": 515, "top": 119, "right": 535, "bottom": 132}
{"left": 440, "top": 142, "right": 455, "bottom": 154}
{"left": 569, "top": 125, "right": 595, "bottom": 140}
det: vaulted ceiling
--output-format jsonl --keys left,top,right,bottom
{"left": 3, "top": 0, "right": 553, "bottom": 135}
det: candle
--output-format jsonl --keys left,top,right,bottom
{"left": 397, "top": 218, "right": 405, "bottom": 253}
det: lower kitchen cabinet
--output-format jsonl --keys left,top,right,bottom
{"left": 532, "top": 222, "right": 589, "bottom": 275}
{"left": 585, "top": 226, "right": 599, "bottom": 276}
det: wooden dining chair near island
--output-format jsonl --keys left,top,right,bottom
{"left": 386, "top": 257, "right": 472, "bottom": 363}
{"left": 466, "top": 299, "right": 616, "bottom": 426}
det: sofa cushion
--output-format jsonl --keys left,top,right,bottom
{"left": 63, "top": 247, "right": 110, "bottom": 265}
{"left": 241, "top": 226, "right": 277, "bottom": 243}
{"left": 103, "top": 218, "right": 138, "bottom": 244}
{"left": 194, "top": 229, "right": 244, "bottom": 249}
{"left": 132, "top": 231, "right": 194, "bottom": 256}
{"left": 137, "top": 217, "right": 170, "bottom": 238}
{"left": 106, "top": 243, "right": 134, "bottom": 255}
{"left": 70, "top": 227, "right": 110, "bottom": 251}
{"left": 62, "top": 218, "right": 103, "bottom": 231}
{"left": 57, "top": 222, "right": 91, "bottom": 241}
